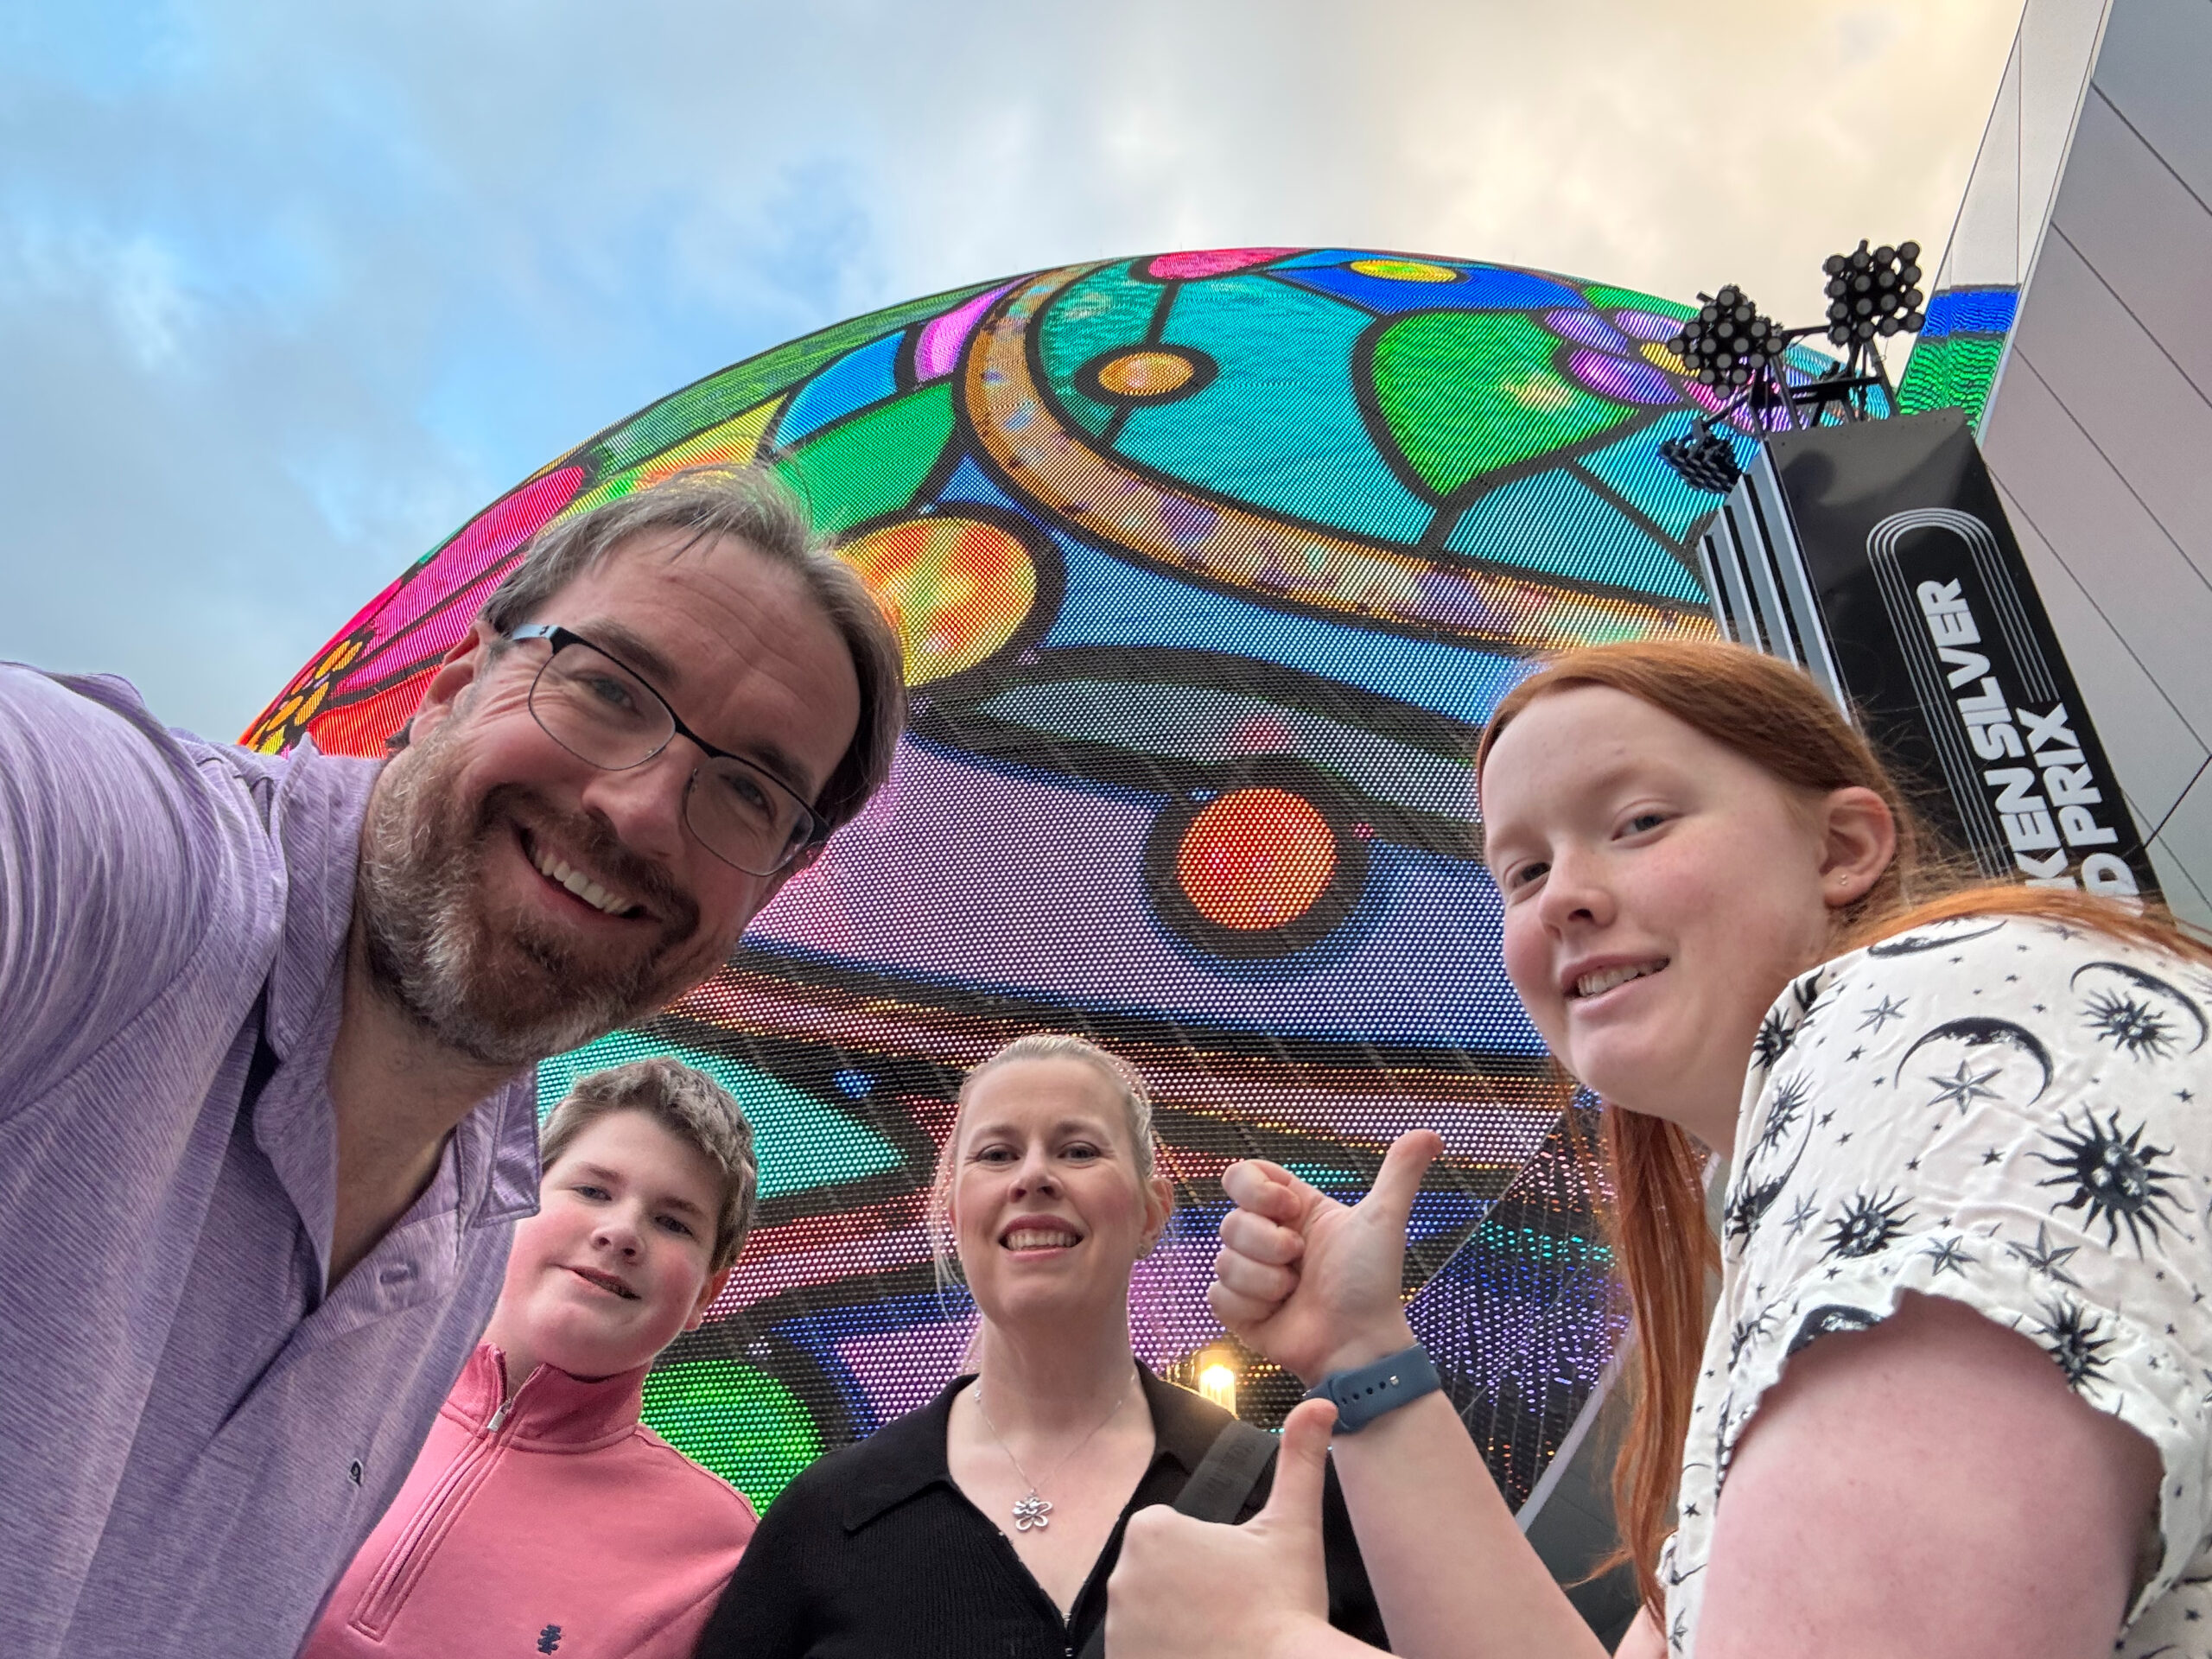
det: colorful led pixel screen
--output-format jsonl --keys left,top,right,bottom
{"left": 248, "top": 249, "right": 1771, "bottom": 1513}
{"left": 1896, "top": 284, "right": 2018, "bottom": 429}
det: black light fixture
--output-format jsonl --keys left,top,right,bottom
{"left": 1667, "top": 285, "right": 1789, "bottom": 388}
{"left": 1823, "top": 239, "right": 1926, "bottom": 346}
{"left": 1657, "top": 420, "right": 1744, "bottom": 493}
{"left": 1660, "top": 234, "right": 1924, "bottom": 492}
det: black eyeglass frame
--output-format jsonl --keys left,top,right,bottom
{"left": 505, "top": 622, "right": 831, "bottom": 876}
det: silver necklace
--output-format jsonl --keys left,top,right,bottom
{"left": 970, "top": 1370, "right": 1138, "bottom": 1533}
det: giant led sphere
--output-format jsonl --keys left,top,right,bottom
{"left": 249, "top": 249, "right": 1750, "bottom": 1511}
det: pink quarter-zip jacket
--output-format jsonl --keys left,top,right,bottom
{"left": 301, "top": 1343, "right": 756, "bottom": 1659}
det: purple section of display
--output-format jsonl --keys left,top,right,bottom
{"left": 1567, "top": 349, "right": 1678, "bottom": 406}
{"left": 832, "top": 1321, "right": 976, "bottom": 1425}
{"left": 1128, "top": 1209, "right": 1241, "bottom": 1369}
{"left": 1612, "top": 309, "right": 1687, "bottom": 342}
{"left": 1544, "top": 308, "right": 1631, "bottom": 353}
{"left": 749, "top": 741, "right": 1540, "bottom": 1051}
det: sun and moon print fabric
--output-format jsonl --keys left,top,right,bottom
{"left": 1661, "top": 914, "right": 2212, "bottom": 1656}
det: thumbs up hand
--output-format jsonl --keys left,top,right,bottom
{"left": 1209, "top": 1129, "right": 1444, "bottom": 1385}
{"left": 1107, "top": 1400, "right": 1370, "bottom": 1659}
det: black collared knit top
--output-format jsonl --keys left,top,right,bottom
{"left": 694, "top": 1367, "right": 1389, "bottom": 1658}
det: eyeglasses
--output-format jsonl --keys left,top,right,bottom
{"left": 506, "top": 623, "right": 829, "bottom": 877}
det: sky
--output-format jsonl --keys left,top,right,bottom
{"left": 0, "top": 0, "right": 2026, "bottom": 740}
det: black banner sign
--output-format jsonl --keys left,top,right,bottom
{"left": 1699, "top": 409, "right": 2157, "bottom": 899}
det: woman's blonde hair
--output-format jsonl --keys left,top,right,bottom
{"left": 1475, "top": 637, "right": 2211, "bottom": 1620}
{"left": 925, "top": 1033, "right": 1168, "bottom": 1287}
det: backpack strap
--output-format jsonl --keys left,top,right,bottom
{"left": 1076, "top": 1421, "right": 1281, "bottom": 1659}
{"left": 1173, "top": 1420, "right": 1281, "bottom": 1523}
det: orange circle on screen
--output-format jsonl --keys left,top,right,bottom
{"left": 1095, "top": 350, "right": 1198, "bottom": 398}
{"left": 1174, "top": 789, "right": 1339, "bottom": 931}
{"left": 837, "top": 514, "right": 1037, "bottom": 685}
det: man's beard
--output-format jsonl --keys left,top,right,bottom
{"left": 355, "top": 720, "right": 719, "bottom": 1070}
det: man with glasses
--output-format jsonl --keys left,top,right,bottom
{"left": 0, "top": 467, "right": 905, "bottom": 1659}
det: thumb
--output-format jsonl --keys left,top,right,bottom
{"left": 1254, "top": 1397, "right": 1338, "bottom": 1535}
{"left": 1361, "top": 1128, "right": 1444, "bottom": 1236}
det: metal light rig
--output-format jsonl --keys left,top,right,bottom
{"left": 1658, "top": 239, "right": 1927, "bottom": 494}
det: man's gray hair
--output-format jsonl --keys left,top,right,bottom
{"left": 478, "top": 464, "right": 905, "bottom": 832}
{"left": 539, "top": 1057, "right": 760, "bottom": 1273}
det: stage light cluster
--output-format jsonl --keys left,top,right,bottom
{"left": 1666, "top": 286, "right": 1787, "bottom": 388}
{"left": 1823, "top": 239, "right": 1926, "bottom": 346}
{"left": 1655, "top": 423, "right": 1743, "bottom": 495}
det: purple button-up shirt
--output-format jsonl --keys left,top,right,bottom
{"left": 0, "top": 666, "right": 540, "bottom": 1659}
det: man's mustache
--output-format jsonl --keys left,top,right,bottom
{"left": 475, "top": 783, "right": 702, "bottom": 941}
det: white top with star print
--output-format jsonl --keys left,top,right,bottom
{"left": 1661, "top": 913, "right": 2212, "bottom": 1656}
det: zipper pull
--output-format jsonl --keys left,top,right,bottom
{"left": 484, "top": 1361, "right": 543, "bottom": 1437}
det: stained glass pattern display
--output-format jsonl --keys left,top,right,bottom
{"left": 245, "top": 249, "right": 1735, "bottom": 1510}
{"left": 1897, "top": 285, "right": 2020, "bottom": 429}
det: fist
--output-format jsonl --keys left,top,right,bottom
{"left": 1207, "top": 1129, "right": 1443, "bottom": 1384}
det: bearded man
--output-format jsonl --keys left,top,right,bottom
{"left": 0, "top": 467, "right": 904, "bottom": 1659}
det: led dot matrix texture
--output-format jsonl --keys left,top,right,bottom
{"left": 245, "top": 249, "right": 1778, "bottom": 1510}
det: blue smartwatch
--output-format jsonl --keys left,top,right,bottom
{"left": 1303, "top": 1343, "right": 1443, "bottom": 1433}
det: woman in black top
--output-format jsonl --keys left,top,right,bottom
{"left": 696, "top": 1034, "right": 1387, "bottom": 1658}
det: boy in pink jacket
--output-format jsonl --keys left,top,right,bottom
{"left": 302, "top": 1058, "right": 760, "bottom": 1659}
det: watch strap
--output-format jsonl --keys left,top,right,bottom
{"left": 1303, "top": 1343, "right": 1442, "bottom": 1433}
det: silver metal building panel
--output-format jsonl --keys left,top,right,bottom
{"left": 2093, "top": 0, "right": 2212, "bottom": 207}
{"left": 1993, "top": 476, "right": 2211, "bottom": 890}
{"left": 1976, "top": 0, "right": 2212, "bottom": 925}
{"left": 2053, "top": 94, "right": 2212, "bottom": 401}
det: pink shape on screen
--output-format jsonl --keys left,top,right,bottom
{"left": 716, "top": 1219, "right": 935, "bottom": 1312}
{"left": 358, "top": 465, "right": 588, "bottom": 655}
{"left": 915, "top": 284, "right": 1013, "bottom": 381}
{"left": 1146, "top": 248, "right": 1298, "bottom": 280}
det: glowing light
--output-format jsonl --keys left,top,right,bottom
{"left": 1347, "top": 257, "right": 1460, "bottom": 283}
{"left": 1198, "top": 1363, "right": 1239, "bottom": 1414}
{"left": 1095, "top": 351, "right": 1198, "bottom": 398}
{"left": 1175, "top": 789, "right": 1338, "bottom": 931}
{"left": 838, "top": 514, "right": 1037, "bottom": 685}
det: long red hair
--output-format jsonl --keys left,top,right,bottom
{"left": 1474, "top": 639, "right": 2211, "bottom": 1619}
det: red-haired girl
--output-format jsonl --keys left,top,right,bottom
{"left": 1109, "top": 639, "right": 2212, "bottom": 1659}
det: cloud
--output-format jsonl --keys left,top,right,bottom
{"left": 0, "top": 0, "right": 2023, "bottom": 737}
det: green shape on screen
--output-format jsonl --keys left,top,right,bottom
{"left": 643, "top": 1358, "right": 823, "bottom": 1507}
{"left": 1896, "top": 333, "right": 2005, "bottom": 430}
{"left": 588, "top": 278, "right": 995, "bottom": 475}
{"left": 774, "top": 379, "right": 956, "bottom": 538}
{"left": 1371, "top": 312, "right": 1630, "bottom": 496}
{"left": 537, "top": 1033, "right": 901, "bottom": 1198}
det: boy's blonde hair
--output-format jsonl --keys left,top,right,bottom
{"left": 539, "top": 1058, "right": 758, "bottom": 1272}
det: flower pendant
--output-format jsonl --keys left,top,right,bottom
{"left": 1012, "top": 1491, "right": 1052, "bottom": 1532}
